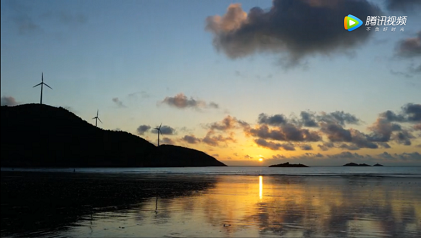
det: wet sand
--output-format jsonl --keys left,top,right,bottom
{"left": 1, "top": 172, "right": 421, "bottom": 237}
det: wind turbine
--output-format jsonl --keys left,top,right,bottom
{"left": 154, "top": 123, "right": 162, "bottom": 146}
{"left": 33, "top": 72, "right": 52, "bottom": 104}
{"left": 92, "top": 110, "right": 102, "bottom": 127}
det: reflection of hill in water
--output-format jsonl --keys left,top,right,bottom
{"left": 3, "top": 174, "right": 420, "bottom": 237}
{"left": 0, "top": 172, "right": 217, "bottom": 237}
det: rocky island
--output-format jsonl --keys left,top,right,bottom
{"left": 343, "top": 162, "right": 371, "bottom": 166}
{"left": 1, "top": 104, "right": 226, "bottom": 167}
{"left": 269, "top": 162, "right": 308, "bottom": 167}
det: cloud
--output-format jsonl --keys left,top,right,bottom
{"left": 300, "top": 111, "right": 318, "bottom": 127}
{"left": 136, "top": 125, "right": 151, "bottom": 135}
{"left": 206, "top": 0, "right": 379, "bottom": 67}
{"left": 202, "top": 132, "right": 235, "bottom": 146}
{"left": 161, "top": 137, "right": 175, "bottom": 145}
{"left": 299, "top": 144, "right": 313, "bottom": 151}
{"left": 318, "top": 142, "right": 335, "bottom": 151}
{"left": 403, "top": 103, "right": 421, "bottom": 122}
{"left": 209, "top": 115, "right": 239, "bottom": 131}
{"left": 254, "top": 139, "right": 295, "bottom": 151}
{"left": 367, "top": 104, "right": 419, "bottom": 145}
{"left": 385, "top": 0, "right": 421, "bottom": 12}
{"left": 128, "top": 91, "right": 150, "bottom": 100}
{"left": 414, "top": 123, "right": 421, "bottom": 130}
{"left": 112, "top": 97, "right": 125, "bottom": 108}
{"left": 160, "top": 93, "right": 219, "bottom": 110}
{"left": 317, "top": 111, "right": 360, "bottom": 126}
{"left": 258, "top": 113, "right": 288, "bottom": 126}
{"left": 151, "top": 125, "right": 176, "bottom": 135}
{"left": 182, "top": 135, "right": 201, "bottom": 144}
{"left": 1, "top": 96, "right": 18, "bottom": 106}
{"left": 247, "top": 124, "right": 321, "bottom": 142}
{"left": 4, "top": 1, "right": 87, "bottom": 35}
{"left": 396, "top": 31, "right": 421, "bottom": 58}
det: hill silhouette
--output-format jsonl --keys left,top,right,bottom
{"left": 1, "top": 104, "right": 226, "bottom": 167}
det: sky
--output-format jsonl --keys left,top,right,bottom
{"left": 1, "top": 0, "right": 420, "bottom": 166}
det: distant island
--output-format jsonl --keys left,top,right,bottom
{"left": 343, "top": 162, "right": 371, "bottom": 166}
{"left": 269, "top": 162, "right": 308, "bottom": 167}
{"left": 1, "top": 104, "right": 226, "bottom": 167}
{"left": 373, "top": 163, "right": 383, "bottom": 166}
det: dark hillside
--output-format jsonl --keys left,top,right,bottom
{"left": 1, "top": 104, "right": 225, "bottom": 167}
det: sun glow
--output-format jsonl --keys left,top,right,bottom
{"left": 259, "top": 158, "right": 263, "bottom": 162}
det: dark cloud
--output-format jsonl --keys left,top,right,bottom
{"left": 112, "top": 97, "right": 125, "bottom": 108}
{"left": 136, "top": 125, "right": 151, "bottom": 135}
{"left": 209, "top": 115, "right": 239, "bottom": 131}
{"left": 320, "top": 121, "right": 378, "bottom": 149}
{"left": 247, "top": 124, "right": 321, "bottom": 142}
{"left": 318, "top": 142, "right": 335, "bottom": 151}
{"left": 299, "top": 144, "right": 313, "bottom": 151}
{"left": 300, "top": 111, "right": 318, "bottom": 127}
{"left": 396, "top": 31, "right": 421, "bottom": 58}
{"left": 1, "top": 96, "right": 18, "bottom": 106}
{"left": 339, "top": 143, "right": 360, "bottom": 150}
{"left": 320, "top": 122, "right": 352, "bottom": 142}
{"left": 403, "top": 103, "right": 421, "bottom": 122}
{"left": 379, "top": 152, "right": 421, "bottom": 161}
{"left": 377, "top": 142, "right": 391, "bottom": 148}
{"left": 151, "top": 125, "right": 176, "bottom": 135}
{"left": 160, "top": 93, "right": 219, "bottom": 110}
{"left": 318, "top": 111, "right": 360, "bottom": 126}
{"left": 206, "top": 0, "right": 379, "bottom": 66}
{"left": 392, "top": 130, "right": 414, "bottom": 145}
{"left": 202, "top": 132, "right": 235, "bottom": 146}
{"left": 254, "top": 139, "right": 295, "bottom": 151}
{"left": 258, "top": 113, "right": 288, "bottom": 126}
{"left": 380, "top": 110, "right": 406, "bottom": 122}
{"left": 385, "top": 0, "right": 421, "bottom": 12}
{"left": 367, "top": 105, "right": 419, "bottom": 145}
{"left": 161, "top": 137, "right": 175, "bottom": 145}
{"left": 182, "top": 135, "right": 201, "bottom": 144}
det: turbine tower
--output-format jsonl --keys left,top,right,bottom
{"left": 33, "top": 72, "right": 52, "bottom": 104}
{"left": 154, "top": 123, "right": 162, "bottom": 146}
{"left": 92, "top": 110, "right": 102, "bottom": 127}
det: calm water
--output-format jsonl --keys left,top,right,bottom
{"left": 2, "top": 167, "right": 421, "bottom": 237}
{"left": 2, "top": 166, "right": 421, "bottom": 177}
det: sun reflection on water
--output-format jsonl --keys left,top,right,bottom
{"left": 259, "top": 175, "right": 263, "bottom": 200}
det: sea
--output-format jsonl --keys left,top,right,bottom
{"left": 2, "top": 166, "right": 421, "bottom": 177}
{"left": 1, "top": 166, "right": 421, "bottom": 237}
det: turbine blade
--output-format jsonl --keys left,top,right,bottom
{"left": 33, "top": 83, "right": 42, "bottom": 87}
{"left": 92, "top": 117, "right": 96, "bottom": 119}
{"left": 98, "top": 118, "right": 102, "bottom": 123}
{"left": 44, "top": 83, "right": 52, "bottom": 89}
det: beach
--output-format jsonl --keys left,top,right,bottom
{"left": 1, "top": 170, "right": 421, "bottom": 237}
